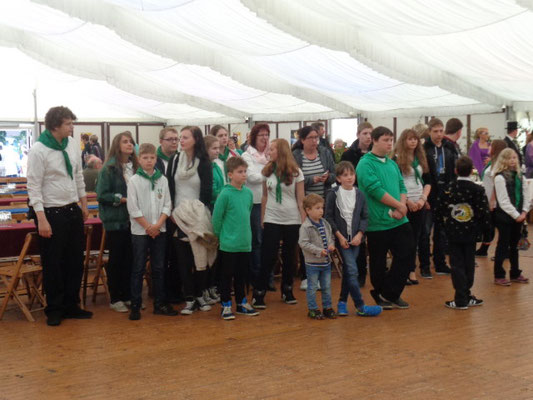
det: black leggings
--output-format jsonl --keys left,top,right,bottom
{"left": 175, "top": 238, "right": 208, "bottom": 300}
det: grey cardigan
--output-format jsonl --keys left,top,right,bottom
{"left": 298, "top": 217, "right": 335, "bottom": 265}
{"left": 292, "top": 146, "right": 336, "bottom": 192}
{"left": 325, "top": 186, "right": 368, "bottom": 240}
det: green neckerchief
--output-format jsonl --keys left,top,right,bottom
{"left": 514, "top": 171, "right": 522, "bottom": 209}
{"left": 157, "top": 146, "right": 173, "bottom": 162}
{"left": 135, "top": 167, "right": 162, "bottom": 190}
{"left": 218, "top": 146, "right": 231, "bottom": 162}
{"left": 412, "top": 157, "right": 424, "bottom": 185}
{"left": 38, "top": 129, "right": 73, "bottom": 179}
{"left": 212, "top": 161, "right": 225, "bottom": 203}
{"left": 481, "top": 161, "right": 491, "bottom": 180}
{"left": 273, "top": 163, "right": 284, "bottom": 204}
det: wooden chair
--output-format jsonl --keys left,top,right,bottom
{"left": 81, "top": 224, "right": 94, "bottom": 309}
{"left": 91, "top": 229, "right": 110, "bottom": 303}
{"left": 0, "top": 232, "right": 45, "bottom": 321}
{"left": 329, "top": 249, "right": 343, "bottom": 278}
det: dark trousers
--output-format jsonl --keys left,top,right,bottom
{"left": 419, "top": 208, "right": 447, "bottom": 270}
{"left": 407, "top": 207, "right": 426, "bottom": 272}
{"left": 249, "top": 204, "right": 263, "bottom": 285}
{"left": 220, "top": 251, "right": 250, "bottom": 304}
{"left": 37, "top": 204, "right": 85, "bottom": 316}
{"left": 257, "top": 223, "right": 299, "bottom": 291}
{"left": 494, "top": 221, "right": 522, "bottom": 279}
{"left": 357, "top": 239, "right": 367, "bottom": 284}
{"left": 131, "top": 234, "right": 166, "bottom": 309}
{"left": 175, "top": 238, "right": 207, "bottom": 300}
{"left": 449, "top": 241, "right": 476, "bottom": 306}
{"left": 106, "top": 229, "right": 133, "bottom": 304}
{"left": 366, "top": 223, "right": 414, "bottom": 301}
{"left": 163, "top": 223, "right": 182, "bottom": 301}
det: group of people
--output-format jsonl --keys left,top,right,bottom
{"left": 25, "top": 106, "right": 531, "bottom": 326}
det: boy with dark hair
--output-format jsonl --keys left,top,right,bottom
{"left": 444, "top": 118, "right": 464, "bottom": 158}
{"left": 356, "top": 127, "right": 414, "bottom": 309}
{"left": 437, "top": 156, "right": 491, "bottom": 309}
{"left": 212, "top": 156, "right": 258, "bottom": 320}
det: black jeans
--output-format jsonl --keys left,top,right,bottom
{"left": 366, "top": 223, "right": 414, "bottom": 301}
{"left": 419, "top": 208, "right": 447, "bottom": 270}
{"left": 494, "top": 221, "right": 522, "bottom": 279}
{"left": 164, "top": 222, "right": 182, "bottom": 300}
{"left": 357, "top": 238, "right": 367, "bottom": 284}
{"left": 37, "top": 204, "right": 85, "bottom": 316}
{"left": 175, "top": 238, "right": 207, "bottom": 300}
{"left": 256, "top": 223, "right": 299, "bottom": 291}
{"left": 106, "top": 229, "right": 133, "bottom": 304}
{"left": 449, "top": 241, "right": 476, "bottom": 306}
{"left": 407, "top": 207, "right": 426, "bottom": 273}
{"left": 220, "top": 251, "right": 250, "bottom": 304}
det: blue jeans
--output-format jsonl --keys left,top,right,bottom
{"left": 131, "top": 234, "right": 166, "bottom": 309}
{"left": 338, "top": 246, "right": 365, "bottom": 309}
{"left": 249, "top": 203, "right": 263, "bottom": 284}
{"left": 305, "top": 264, "right": 332, "bottom": 310}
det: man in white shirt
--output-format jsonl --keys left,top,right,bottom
{"left": 27, "top": 106, "right": 91, "bottom": 326}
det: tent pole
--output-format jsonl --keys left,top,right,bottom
{"left": 32, "top": 89, "right": 39, "bottom": 145}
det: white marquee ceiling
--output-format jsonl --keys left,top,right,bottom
{"left": 1, "top": 0, "right": 532, "bottom": 123}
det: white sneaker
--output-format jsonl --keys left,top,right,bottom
{"left": 181, "top": 300, "right": 197, "bottom": 315}
{"left": 300, "top": 279, "right": 307, "bottom": 291}
{"left": 196, "top": 296, "right": 212, "bottom": 312}
{"left": 208, "top": 287, "right": 221, "bottom": 303}
{"left": 110, "top": 301, "right": 128, "bottom": 313}
{"left": 203, "top": 290, "right": 217, "bottom": 305}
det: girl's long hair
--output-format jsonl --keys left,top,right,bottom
{"left": 105, "top": 131, "right": 139, "bottom": 172}
{"left": 262, "top": 139, "right": 300, "bottom": 185}
{"left": 489, "top": 139, "right": 507, "bottom": 164}
{"left": 392, "top": 129, "right": 428, "bottom": 175}
{"left": 492, "top": 148, "right": 521, "bottom": 177}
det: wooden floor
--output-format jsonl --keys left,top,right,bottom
{"left": 2, "top": 249, "right": 533, "bottom": 400}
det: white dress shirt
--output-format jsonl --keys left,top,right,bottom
{"left": 27, "top": 137, "right": 86, "bottom": 212}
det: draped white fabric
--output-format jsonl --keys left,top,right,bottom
{"left": 0, "top": 0, "right": 532, "bottom": 123}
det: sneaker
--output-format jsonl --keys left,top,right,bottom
{"left": 236, "top": 300, "right": 259, "bottom": 316}
{"left": 299, "top": 279, "right": 307, "bottom": 291}
{"left": 337, "top": 301, "right": 348, "bottom": 316}
{"left": 511, "top": 275, "right": 529, "bottom": 284}
{"left": 494, "top": 278, "right": 511, "bottom": 286}
{"left": 389, "top": 297, "right": 409, "bottom": 309}
{"left": 129, "top": 308, "right": 141, "bottom": 320}
{"left": 154, "top": 304, "right": 178, "bottom": 316}
{"left": 420, "top": 269, "right": 433, "bottom": 279}
{"left": 282, "top": 288, "right": 298, "bottom": 305}
{"left": 445, "top": 301, "right": 468, "bottom": 310}
{"left": 196, "top": 296, "right": 212, "bottom": 312}
{"left": 323, "top": 308, "right": 336, "bottom": 319}
{"left": 252, "top": 290, "right": 266, "bottom": 309}
{"left": 208, "top": 287, "right": 221, "bottom": 303}
{"left": 63, "top": 307, "right": 93, "bottom": 319}
{"left": 202, "top": 290, "right": 217, "bottom": 305}
{"left": 467, "top": 296, "right": 484, "bottom": 307}
{"left": 307, "top": 309, "right": 324, "bottom": 320}
{"left": 110, "top": 301, "right": 128, "bottom": 313}
{"left": 221, "top": 301, "right": 235, "bottom": 320}
{"left": 435, "top": 265, "right": 452, "bottom": 275}
{"left": 356, "top": 305, "right": 382, "bottom": 317}
{"left": 370, "top": 290, "right": 392, "bottom": 310}
{"left": 181, "top": 300, "right": 197, "bottom": 315}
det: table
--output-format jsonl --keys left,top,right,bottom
{"left": 0, "top": 217, "right": 103, "bottom": 258}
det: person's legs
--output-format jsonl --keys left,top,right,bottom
{"left": 219, "top": 250, "right": 235, "bottom": 304}
{"left": 305, "top": 265, "right": 319, "bottom": 310}
{"left": 175, "top": 239, "right": 195, "bottom": 300}
{"left": 407, "top": 208, "right": 425, "bottom": 274}
{"left": 164, "top": 223, "right": 182, "bottom": 302}
{"left": 418, "top": 209, "right": 432, "bottom": 274}
{"left": 118, "top": 230, "right": 133, "bottom": 302}
{"left": 356, "top": 239, "right": 367, "bottom": 286}
{"left": 319, "top": 265, "right": 332, "bottom": 310}
{"left": 449, "top": 241, "right": 468, "bottom": 306}
{"left": 433, "top": 217, "right": 448, "bottom": 270}
{"left": 494, "top": 222, "right": 511, "bottom": 279}
{"left": 257, "top": 223, "right": 281, "bottom": 292}
{"left": 338, "top": 246, "right": 364, "bottom": 309}
{"left": 149, "top": 234, "right": 167, "bottom": 307}
{"left": 234, "top": 252, "right": 250, "bottom": 304}
{"left": 130, "top": 235, "right": 148, "bottom": 309}
{"left": 365, "top": 230, "right": 389, "bottom": 296}
{"left": 381, "top": 223, "right": 413, "bottom": 302}
{"left": 249, "top": 204, "right": 263, "bottom": 285}
{"left": 106, "top": 230, "right": 124, "bottom": 304}
{"left": 62, "top": 206, "right": 85, "bottom": 311}
{"left": 280, "top": 225, "right": 300, "bottom": 290}
{"left": 509, "top": 222, "right": 523, "bottom": 279}
{"left": 464, "top": 242, "right": 476, "bottom": 299}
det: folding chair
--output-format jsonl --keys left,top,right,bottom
{"left": 329, "top": 249, "right": 344, "bottom": 278}
{"left": 91, "top": 229, "right": 110, "bottom": 303}
{"left": 81, "top": 224, "right": 94, "bottom": 309}
{"left": 0, "top": 232, "right": 45, "bottom": 321}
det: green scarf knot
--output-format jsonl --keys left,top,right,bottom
{"left": 136, "top": 168, "right": 162, "bottom": 190}
{"left": 38, "top": 129, "right": 73, "bottom": 179}
{"left": 157, "top": 146, "right": 173, "bottom": 162}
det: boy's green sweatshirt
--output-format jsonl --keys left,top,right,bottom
{"left": 212, "top": 184, "right": 253, "bottom": 252}
{"left": 355, "top": 152, "right": 408, "bottom": 232}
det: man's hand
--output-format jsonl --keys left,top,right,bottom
{"left": 82, "top": 206, "right": 89, "bottom": 221}
{"left": 38, "top": 217, "right": 53, "bottom": 238}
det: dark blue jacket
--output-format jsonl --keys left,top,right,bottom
{"left": 325, "top": 185, "right": 368, "bottom": 240}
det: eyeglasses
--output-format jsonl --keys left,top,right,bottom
{"left": 306, "top": 136, "right": 319, "bottom": 141}
{"left": 162, "top": 138, "right": 179, "bottom": 142}
{"left": 257, "top": 133, "right": 270, "bottom": 137}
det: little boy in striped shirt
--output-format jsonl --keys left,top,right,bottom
{"left": 298, "top": 194, "right": 336, "bottom": 319}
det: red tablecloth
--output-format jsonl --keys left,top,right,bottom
{"left": 0, "top": 217, "right": 103, "bottom": 258}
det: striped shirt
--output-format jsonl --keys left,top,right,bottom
{"left": 306, "top": 218, "right": 330, "bottom": 267}
{"left": 302, "top": 153, "right": 325, "bottom": 198}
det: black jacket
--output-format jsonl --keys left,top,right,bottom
{"left": 166, "top": 152, "right": 212, "bottom": 208}
{"left": 341, "top": 139, "right": 370, "bottom": 171}
{"left": 436, "top": 178, "right": 492, "bottom": 243}
{"left": 325, "top": 186, "right": 368, "bottom": 240}
{"left": 423, "top": 137, "right": 455, "bottom": 206}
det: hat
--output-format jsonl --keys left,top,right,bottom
{"left": 507, "top": 121, "right": 518, "bottom": 131}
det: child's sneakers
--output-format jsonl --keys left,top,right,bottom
{"left": 511, "top": 275, "right": 529, "bottom": 284}
{"left": 208, "top": 287, "right": 221, "bottom": 303}
{"left": 307, "top": 309, "right": 324, "bottom": 319}
{"left": 337, "top": 301, "right": 348, "bottom": 316}
{"left": 202, "top": 289, "right": 217, "bottom": 305}
{"left": 494, "top": 278, "right": 511, "bottom": 286}
{"left": 323, "top": 308, "right": 336, "bottom": 319}
{"left": 221, "top": 301, "right": 235, "bottom": 320}
{"left": 356, "top": 305, "right": 382, "bottom": 317}
{"left": 236, "top": 299, "right": 259, "bottom": 316}
{"left": 467, "top": 296, "right": 484, "bottom": 307}
{"left": 282, "top": 286, "right": 298, "bottom": 305}
{"left": 181, "top": 300, "right": 197, "bottom": 315}
{"left": 444, "top": 300, "right": 468, "bottom": 310}
{"left": 252, "top": 290, "right": 266, "bottom": 309}
{"left": 195, "top": 296, "right": 212, "bottom": 312}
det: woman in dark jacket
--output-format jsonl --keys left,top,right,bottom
{"left": 96, "top": 131, "right": 138, "bottom": 313}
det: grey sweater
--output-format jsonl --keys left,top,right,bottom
{"left": 298, "top": 217, "right": 335, "bottom": 265}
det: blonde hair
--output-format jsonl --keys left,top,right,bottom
{"left": 303, "top": 193, "right": 324, "bottom": 211}
{"left": 475, "top": 127, "right": 488, "bottom": 140}
{"left": 492, "top": 148, "right": 521, "bottom": 177}
{"left": 139, "top": 143, "right": 156, "bottom": 156}
{"left": 203, "top": 135, "right": 219, "bottom": 150}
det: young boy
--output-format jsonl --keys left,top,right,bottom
{"left": 437, "top": 156, "right": 492, "bottom": 309}
{"left": 299, "top": 194, "right": 336, "bottom": 319}
{"left": 127, "top": 143, "right": 177, "bottom": 320}
{"left": 212, "top": 157, "right": 258, "bottom": 320}
{"left": 325, "top": 162, "right": 382, "bottom": 317}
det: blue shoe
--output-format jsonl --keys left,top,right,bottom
{"left": 337, "top": 301, "right": 348, "bottom": 316}
{"left": 356, "top": 305, "right": 382, "bottom": 317}
{"left": 236, "top": 299, "right": 259, "bottom": 316}
{"left": 221, "top": 301, "right": 235, "bottom": 320}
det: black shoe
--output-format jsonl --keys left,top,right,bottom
{"left": 370, "top": 290, "right": 393, "bottom": 310}
{"left": 407, "top": 277, "right": 419, "bottom": 285}
{"left": 323, "top": 308, "right": 336, "bottom": 319}
{"left": 252, "top": 290, "right": 266, "bottom": 309}
{"left": 63, "top": 307, "right": 93, "bottom": 319}
{"left": 46, "top": 312, "right": 62, "bottom": 326}
{"left": 282, "top": 286, "right": 298, "bottom": 305}
{"left": 405, "top": 279, "right": 413, "bottom": 286}
{"left": 129, "top": 308, "right": 141, "bottom": 321}
{"left": 390, "top": 297, "right": 409, "bottom": 309}
{"left": 435, "top": 265, "right": 452, "bottom": 275}
{"left": 154, "top": 304, "right": 178, "bottom": 316}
